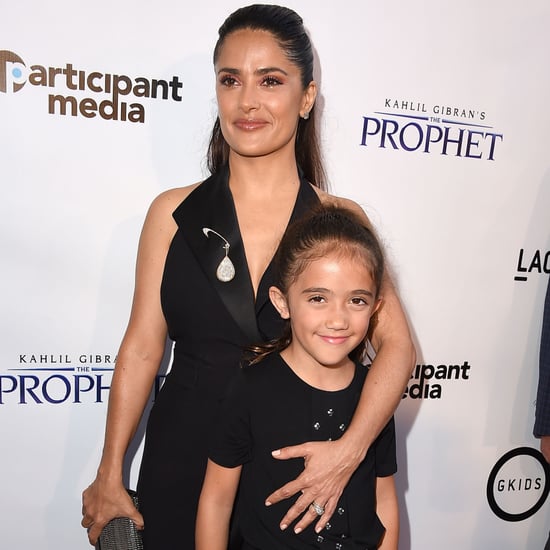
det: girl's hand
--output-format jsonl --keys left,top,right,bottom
{"left": 81, "top": 478, "right": 144, "bottom": 545}
{"left": 265, "top": 439, "right": 363, "bottom": 534}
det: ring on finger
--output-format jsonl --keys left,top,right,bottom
{"left": 310, "top": 501, "right": 325, "bottom": 516}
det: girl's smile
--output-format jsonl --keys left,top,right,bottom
{"left": 270, "top": 251, "right": 381, "bottom": 390}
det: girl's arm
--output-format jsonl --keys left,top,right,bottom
{"left": 196, "top": 459, "right": 241, "bottom": 550}
{"left": 265, "top": 195, "right": 415, "bottom": 533}
{"left": 375, "top": 475, "right": 399, "bottom": 550}
{"left": 81, "top": 188, "right": 190, "bottom": 545}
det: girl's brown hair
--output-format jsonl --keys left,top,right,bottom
{"left": 249, "top": 205, "right": 384, "bottom": 364}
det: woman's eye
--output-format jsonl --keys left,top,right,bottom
{"left": 261, "top": 76, "right": 282, "bottom": 87}
{"left": 219, "top": 75, "right": 238, "bottom": 87}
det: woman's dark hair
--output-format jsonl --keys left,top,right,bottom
{"left": 207, "top": 4, "right": 326, "bottom": 189}
{"left": 249, "top": 205, "right": 385, "bottom": 364}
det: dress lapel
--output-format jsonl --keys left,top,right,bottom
{"left": 173, "top": 166, "right": 261, "bottom": 343}
{"left": 172, "top": 166, "right": 321, "bottom": 344}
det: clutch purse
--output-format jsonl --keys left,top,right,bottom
{"left": 95, "top": 489, "right": 143, "bottom": 550}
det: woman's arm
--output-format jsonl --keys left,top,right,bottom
{"left": 81, "top": 188, "right": 190, "bottom": 545}
{"left": 375, "top": 475, "right": 399, "bottom": 550}
{"left": 196, "top": 460, "right": 241, "bottom": 550}
{"left": 265, "top": 195, "right": 415, "bottom": 533}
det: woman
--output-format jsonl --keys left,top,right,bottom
{"left": 81, "top": 5, "right": 415, "bottom": 549}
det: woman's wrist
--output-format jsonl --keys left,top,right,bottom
{"left": 336, "top": 430, "right": 368, "bottom": 470}
{"left": 96, "top": 461, "right": 124, "bottom": 484}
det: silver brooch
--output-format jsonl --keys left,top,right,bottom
{"left": 202, "top": 227, "right": 235, "bottom": 282}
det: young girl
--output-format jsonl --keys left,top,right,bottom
{"left": 196, "top": 206, "right": 399, "bottom": 550}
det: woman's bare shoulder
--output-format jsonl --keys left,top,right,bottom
{"left": 145, "top": 181, "right": 201, "bottom": 222}
{"left": 149, "top": 181, "right": 202, "bottom": 214}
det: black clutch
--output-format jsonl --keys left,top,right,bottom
{"left": 95, "top": 489, "right": 143, "bottom": 550}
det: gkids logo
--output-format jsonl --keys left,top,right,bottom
{"left": 487, "top": 447, "right": 550, "bottom": 521}
{"left": 0, "top": 49, "right": 184, "bottom": 123}
{"left": 0, "top": 51, "right": 27, "bottom": 93}
{"left": 360, "top": 98, "right": 503, "bottom": 160}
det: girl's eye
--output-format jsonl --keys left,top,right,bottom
{"left": 261, "top": 76, "right": 283, "bottom": 87}
{"left": 308, "top": 295, "right": 325, "bottom": 303}
{"left": 350, "top": 297, "right": 367, "bottom": 306}
{"left": 219, "top": 75, "right": 238, "bottom": 87}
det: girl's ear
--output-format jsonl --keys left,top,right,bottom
{"left": 269, "top": 286, "right": 290, "bottom": 319}
{"left": 371, "top": 297, "right": 383, "bottom": 317}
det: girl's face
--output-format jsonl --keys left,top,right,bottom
{"left": 214, "top": 28, "right": 316, "bottom": 161}
{"left": 270, "top": 252, "right": 381, "bottom": 371}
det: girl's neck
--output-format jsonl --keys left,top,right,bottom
{"left": 279, "top": 348, "right": 355, "bottom": 392}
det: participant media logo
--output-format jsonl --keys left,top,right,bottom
{"left": 402, "top": 360, "right": 471, "bottom": 400}
{"left": 0, "top": 50, "right": 27, "bottom": 93}
{"left": 1, "top": 49, "right": 184, "bottom": 123}
{"left": 487, "top": 447, "right": 550, "bottom": 521}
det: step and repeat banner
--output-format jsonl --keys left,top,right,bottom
{"left": 1, "top": 0, "right": 549, "bottom": 548}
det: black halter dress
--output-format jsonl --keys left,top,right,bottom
{"left": 137, "top": 166, "right": 320, "bottom": 549}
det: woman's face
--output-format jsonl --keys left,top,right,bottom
{"left": 214, "top": 28, "right": 316, "bottom": 161}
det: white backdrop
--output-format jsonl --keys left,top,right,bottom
{"left": 1, "top": 1, "right": 549, "bottom": 548}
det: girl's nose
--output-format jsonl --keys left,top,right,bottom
{"left": 326, "top": 304, "right": 349, "bottom": 330}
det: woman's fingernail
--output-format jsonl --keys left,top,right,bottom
{"left": 294, "top": 527, "right": 302, "bottom": 534}
{"left": 272, "top": 449, "right": 281, "bottom": 456}
{"left": 280, "top": 523, "right": 288, "bottom": 531}
{"left": 265, "top": 500, "right": 271, "bottom": 507}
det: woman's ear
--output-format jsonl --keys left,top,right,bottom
{"left": 300, "top": 80, "right": 317, "bottom": 118}
{"left": 269, "top": 286, "right": 290, "bottom": 319}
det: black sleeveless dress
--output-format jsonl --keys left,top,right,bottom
{"left": 137, "top": 166, "right": 320, "bottom": 549}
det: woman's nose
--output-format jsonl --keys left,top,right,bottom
{"left": 239, "top": 83, "right": 260, "bottom": 113}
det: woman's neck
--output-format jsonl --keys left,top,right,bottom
{"left": 227, "top": 151, "right": 301, "bottom": 196}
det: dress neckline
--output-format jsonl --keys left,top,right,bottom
{"left": 172, "top": 165, "right": 320, "bottom": 343}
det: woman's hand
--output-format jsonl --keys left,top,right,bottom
{"left": 265, "top": 439, "right": 363, "bottom": 534}
{"left": 81, "top": 477, "right": 144, "bottom": 545}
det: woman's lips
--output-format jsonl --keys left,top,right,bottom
{"left": 234, "top": 119, "right": 268, "bottom": 130}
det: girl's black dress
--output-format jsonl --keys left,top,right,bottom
{"left": 137, "top": 166, "right": 320, "bottom": 549}
{"left": 209, "top": 354, "right": 397, "bottom": 550}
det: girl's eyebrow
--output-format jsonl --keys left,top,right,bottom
{"left": 302, "top": 287, "right": 375, "bottom": 298}
{"left": 302, "top": 287, "right": 330, "bottom": 294}
{"left": 351, "top": 289, "right": 375, "bottom": 297}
